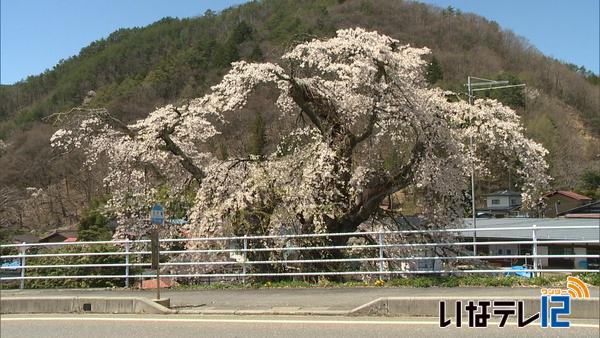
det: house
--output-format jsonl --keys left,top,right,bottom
{"left": 461, "top": 218, "right": 599, "bottom": 270}
{"left": 541, "top": 191, "right": 593, "bottom": 218}
{"left": 38, "top": 229, "right": 78, "bottom": 243}
{"left": 478, "top": 190, "right": 523, "bottom": 217}
{"left": 557, "top": 200, "right": 600, "bottom": 219}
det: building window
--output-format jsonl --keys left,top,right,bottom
{"left": 498, "top": 249, "right": 503, "bottom": 255}
{"left": 507, "top": 249, "right": 512, "bottom": 255}
{"left": 491, "top": 199, "right": 500, "bottom": 205}
{"left": 510, "top": 199, "right": 519, "bottom": 205}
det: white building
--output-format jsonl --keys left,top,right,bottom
{"left": 461, "top": 218, "right": 599, "bottom": 270}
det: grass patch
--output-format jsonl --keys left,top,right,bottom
{"left": 171, "top": 273, "right": 597, "bottom": 290}
{"left": 387, "top": 275, "right": 571, "bottom": 288}
{"left": 577, "top": 272, "right": 600, "bottom": 286}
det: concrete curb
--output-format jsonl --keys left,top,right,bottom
{"left": 0, "top": 297, "right": 174, "bottom": 314}
{"left": 3, "top": 295, "right": 597, "bottom": 319}
{"left": 350, "top": 296, "right": 600, "bottom": 319}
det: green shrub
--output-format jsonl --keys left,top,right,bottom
{"left": 387, "top": 275, "right": 557, "bottom": 288}
{"left": 577, "top": 272, "right": 600, "bottom": 286}
{"left": 25, "top": 244, "right": 130, "bottom": 288}
{"left": 168, "top": 274, "right": 581, "bottom": 290}
{"left": 78, "top": 199, "right": 112, "bottom": 241}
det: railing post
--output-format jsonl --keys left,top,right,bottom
{"left": 124, "top": 238, "right": 130, "bottom": 288}
{"left": 242, "top": 235, "right": 248, "bottom": 284}
{"left": 532, "top": 224, "right": 538, "bottom": 277}
{"left": 19, "top": 242, "right": 26, "bottom": 290}
{"left": 378, "top": 227, "right": 385, "bottom": 280}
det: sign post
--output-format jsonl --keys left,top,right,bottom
{"left": 150, "top": 204, "right": 164, "bottom": 302}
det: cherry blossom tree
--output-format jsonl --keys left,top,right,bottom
{"left": 51, "top": 28, "right": 549, "bottom": 246}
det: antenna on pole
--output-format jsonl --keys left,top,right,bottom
{"left": 465, "top": 75, "right": 526, "bottom": 255}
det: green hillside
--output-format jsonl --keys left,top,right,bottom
{"left": 1, "top": 0, "right": 598, "bottom": 236}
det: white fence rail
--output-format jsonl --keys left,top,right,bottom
{"left": 1, "top": 225, "right": 599, "bottom": 289}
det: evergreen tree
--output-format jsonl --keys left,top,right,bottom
{"left": 425, "top": 57, "right": 443, "bottom": 85}
{"left": 248, "top": 112, "right": 267, "bottom": 158}
{"left": 249, "top": 44, "right": 264, "bottom": 61}
{"left": 231, "top": 21, "right": 253, "bottom": 44}
{"left": 78, "top": 200, "right": 111, "bottom": 241}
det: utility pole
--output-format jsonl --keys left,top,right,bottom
{"left": 465, "top": 76, "right": 525, "bottom": 255}
{"left": 467, "top": 76, "right": 476, "bottom": 255}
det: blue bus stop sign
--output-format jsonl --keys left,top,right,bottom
{"left": 150, "top": 204, "right": 164, "bottom": 225}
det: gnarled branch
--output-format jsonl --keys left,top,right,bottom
{"left": 158, "top": 129, "right": 205, "bottom": 183}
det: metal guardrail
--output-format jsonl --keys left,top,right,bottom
{"left": 1, "top": 225, "right": 599, "bottom": 289}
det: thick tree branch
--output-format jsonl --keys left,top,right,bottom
{"left": 332, "top": 140, "right": 425, "bottom": 233}
{"left": 56, "top": 107, "right": 136, "bottom": 138}
{"left": 352, "top": 109, "right": 377, "bottom": 146}
{"left": 98, "top": 107, "right": 203, "bottom": 182}
{"left": 158, "top": 129, "right": 206, "bottom": 183}
{"left": 288, "top": 78, "right": 325, "bottom": 132}
{"left": 97, "top": 112, "right": 136, "bottom": 138}
{"left": 350, "top": 60, "right": 389, "bottom": 148}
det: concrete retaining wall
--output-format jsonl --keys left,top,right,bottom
{"left": 350, "top": 296, "right": 599, "bottom": 319}
{"left": 0, "top": 297, "right": 173, "bottom": 314}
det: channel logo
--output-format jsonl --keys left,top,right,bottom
{"left": 566, "top": 276, "right": 590, "bottom": 299}
{"left": 440, "top": 276, "right": 591, "bottom": 328}
{"left": 540, "top": 276, "right": 590, "bottom": 328}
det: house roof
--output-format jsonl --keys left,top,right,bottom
{"left": 460, "top": 218, "right": 599, "bottom": 241}
{"left": 484, "top": 190, "right": 521, "bottom": 197}
{"left": 39, "top": 229, "right": 78, "bottom": 242}
{"left": 11, "top": 234, "right": 40, "bottom": 243}
{"left": 545, "top": 190, "right": 592, "bottom": 201}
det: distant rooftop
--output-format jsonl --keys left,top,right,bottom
{"left": 461, "top": 218, "right": 599, "bottom": 241}
{"left": 11, "top": 233, "right": 40, "bottom": 243}
{"left": 39, "top": 229, "right": 78, "bottom": 242}
{"left": 544, "top": 190, "right": 592, "bottom": 201}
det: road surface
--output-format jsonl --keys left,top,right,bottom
{"left": 1, "top": 314, "right": 598, "bottom": 338}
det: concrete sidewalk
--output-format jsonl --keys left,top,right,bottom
{"left": 3, "top": 286, "right": 598, "bottom": 315}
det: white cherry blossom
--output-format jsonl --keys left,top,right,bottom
{"left": 50, "top": 28, "right": 549, "bottom": 247}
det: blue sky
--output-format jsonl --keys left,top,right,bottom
{"left": 419, "top": 0, "right": 599, "bottom": 73}
{"left": 0, "top": 0, "right": 247, "bottom": 84}
{"left": 1, "top": 0, "right": 598, "bottom": 84}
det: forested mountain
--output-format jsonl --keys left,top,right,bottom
{"left": 1, "top": 0, "right": 598, "bottom": 238}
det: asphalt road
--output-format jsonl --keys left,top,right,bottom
{"left": 1, "top": 314, "right": 598, "bottom": 338}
